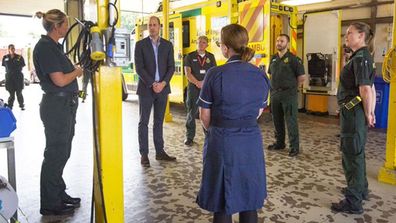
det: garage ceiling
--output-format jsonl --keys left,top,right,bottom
{"left": 0, "top": 0, "right": 63, "bottom": 17}
{"left": 119, "top": 0, "right": 391, "bottom": 14}
{"left": 0, "top": 0, "right": 391, "bottom": 16}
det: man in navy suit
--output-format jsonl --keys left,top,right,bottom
{"left": 134, "top": 16, "right": 176, "bottom": 167}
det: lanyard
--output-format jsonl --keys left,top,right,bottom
{"left": 197, "top": 55, "right": 207, "bottom": 68}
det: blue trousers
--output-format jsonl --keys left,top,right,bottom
{"left": 138, "top": 93, "right": 168, "bottom": 155}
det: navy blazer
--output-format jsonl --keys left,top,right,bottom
{"left": 134, "top": 37, "right": 175, "bottom": 95}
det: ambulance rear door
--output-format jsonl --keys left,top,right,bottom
{"left": 168, "top": 13, "right": 184, "bottom": 103}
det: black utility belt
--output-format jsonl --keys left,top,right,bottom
{"left": 211, "top": 118, "right": 258, "bottom": 128}
{"left": 271, "top": 87, "right": 295, "bottom": 92}
{"left": 44, "top": 92, "right": 79, "bottom": 97}
{"left": 342, "top": 96, "right": 362, "bottom": 110}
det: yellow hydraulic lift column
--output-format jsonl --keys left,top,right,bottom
{"left": 93, "top": 0, "right": 124, "bottom": 222}
{"left": 378, "top": 2, "right": 396, "bottom": 185}
{"left": 163, "top": 0, "right": 173, "bottom": 122}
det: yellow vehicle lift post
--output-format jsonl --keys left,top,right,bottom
{"left": 163, "top": 0, "right": 173, "bottom": 122}
{"left": 93, "top": 0, "right": 124, "bottom": 222}
{"left": 378, "top": 2, "right": 396, "bottom": 185}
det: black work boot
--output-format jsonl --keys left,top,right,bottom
{"left": 267, "top": 143, "right": 285, "bottom": 150}
{"left": 331, "top": 199, "right": 363, "bottom": 214}
{"left": 341, "top": 187, "right": 369, "bottom": 201}
{"left": 289, "top": 149, "right": 299, "bottom": 157}
{"left": 62, "top": 194, "right": 81, "bottom": 208}
{"left": 40, "top": 204, "right": 75, "bottom": 216}
{"left": 184, "top": 138, "right": 193, "bottom": 146}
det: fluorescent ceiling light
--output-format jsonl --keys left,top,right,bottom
{"left": 282, "top": 0, "right": 332, "bottom": 6}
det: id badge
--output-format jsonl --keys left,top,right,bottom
{"left": 200, "top": 70, "right": 206, "bottom": 74}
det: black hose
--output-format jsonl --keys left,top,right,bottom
{"left": 62, "top": 20, "right": 102, "bottom": 72}
{"left": 62, "top": 19, "right": 108, "bottom": 223}
{"left": 90, "top": 71, "right": 108, "bottom": 223}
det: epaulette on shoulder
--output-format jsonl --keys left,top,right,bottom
{"left": 354, "top": 50, "right": 365, "bottom": 58}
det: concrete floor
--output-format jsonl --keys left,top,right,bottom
{"left": 0, "top": 84, "right": 395, "bottom": 223}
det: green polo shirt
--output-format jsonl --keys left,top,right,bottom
{"left": 184, "top": 51, "right": 216, "bottom": 81}
{"left": 337, "top": 47, "right": 374, "bottom": 104}
{"left": 33, "top": 35, "right": 78, "bottom": 93}
{"left": 268, "top": 50, "right": 305, "bottom": 92}
{"left": 2, "top": 54, "right": 25, "bottom": 75}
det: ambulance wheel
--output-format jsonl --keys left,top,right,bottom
{"left": 121, "top": 74, "right": 128, "bottom": 101}
{"left": 122, "top": 86, "right": 128, "bottom": 101}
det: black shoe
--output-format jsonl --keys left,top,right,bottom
{"left": 289, "top": 149, "right": 299, "bottom": 157}
{"left": 341, "top": 187, "right": 369, "bottom": 201}
{"left": 267, "top": 143, "right": 285, "bottom": 150}
{"left": 141, "top": 155, "right": 150, "bottom": 167}
{"left": 156, "top": 152, "right": 176, "bottom": 161}
{"left": 184, "top": 138, "right": 193, "bottom": 146}
{"left": 331, "top": 199, "right": 363, "bottom": 214}
{"left": 62, "top": 195, "right": 81, "bottom": 208}
{"left": 40, "top": 204, "right": 75, "bottom": 216}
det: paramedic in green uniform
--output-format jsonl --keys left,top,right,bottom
{"left": 331, "top": 22, "right": 376, "bottom": 214}
{"left": 2, "top": 44, "right": 26, "bottom": 110}
{"left": 34, "top": 9, "right": 83, "bottom": 216}
{"left": 184, "top": 36, "right": 216, "bottom": 146}
{"left": 267, "top": 34, "right": 305, "bottom": 157}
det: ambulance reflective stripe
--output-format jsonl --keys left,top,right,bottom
{"left": 290, "top": 28, "right": 297, "bottom": 55}
{"left": 240, "top": 0, "right": 266, "bottom": 42}
{"left": 240, "top": 2, "right": 252, "bottom": 20}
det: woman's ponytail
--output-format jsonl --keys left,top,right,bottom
{"left": 241, "top": 47, "right": 255, "bottom": 62}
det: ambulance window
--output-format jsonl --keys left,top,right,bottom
{"left": 169, "top": 22, "right": 175, "bottom": 45}
{"left": 182, "top": 21, "right": 190, "bottom": 48}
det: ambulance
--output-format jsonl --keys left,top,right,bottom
{"left": 122, "top": 0, "right": 298, "bottom": 103}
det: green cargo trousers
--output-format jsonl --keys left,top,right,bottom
{"left": 40, "top": 94, "right": 78, "bottom": 208}
{"left": 185, "top": 84, "right": 200, "bottom": 140}
{"left": 340, "top": 104, "right": 368, "bottom": 209}
{"left": 270, "top": 91, "right": 299, "bottom": 151}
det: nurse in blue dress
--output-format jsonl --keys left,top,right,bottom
{"left": 196, "top": 24, "right": 270, "bottom": 223}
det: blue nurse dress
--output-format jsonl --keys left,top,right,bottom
{"left": 196, "top": 55, "right": 270, "bottom": 215}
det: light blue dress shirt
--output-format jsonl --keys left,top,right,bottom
{"left": 150, "top": 37, "right": 160, "bottom": 82}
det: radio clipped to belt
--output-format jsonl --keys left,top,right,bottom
{"left": 343, "top": 96, "right": 362, "bottom": 110}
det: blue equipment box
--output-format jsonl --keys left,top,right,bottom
{"left": 0, "top": 107, "right": 17, "bottom": 137}
{"left": 374, "top": 77, "right": 389, "bottom": 129}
